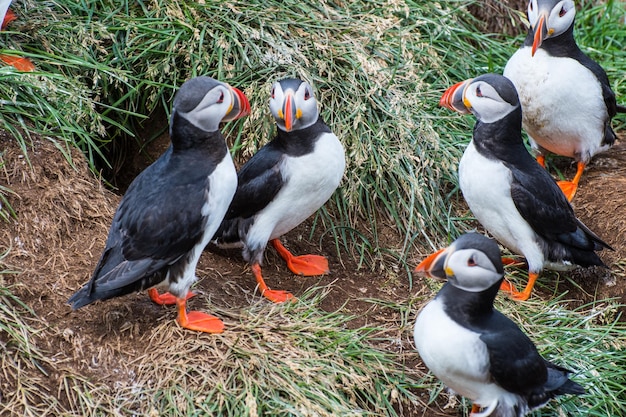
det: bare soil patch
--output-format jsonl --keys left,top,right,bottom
{"left": 1, "top": 131, "right": 624, "bottom": 416}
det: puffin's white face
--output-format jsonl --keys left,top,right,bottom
{"left": 181, "top": 84, "right": 237, "bottom": 132}
{"left": 173, "top": 77, "right": 249, "bottom": 134}
{"left": 528, "top": 0, "right": 576, "bottom": 41}
{"left": 444, "top": 248, "right": 503, "bottom": 292}
{"left": 269, "top": 79, "right": 319, "bottom": 132}
{"left": 462, "top": 80, "right": 517, "bottom": 124}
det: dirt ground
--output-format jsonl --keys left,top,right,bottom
{"left": 0, "top": 128, "right": 625, "bottom": 416}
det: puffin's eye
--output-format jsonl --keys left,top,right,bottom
{"left": 475, "top": 86, "right": 483, "bottom": 97}
{"left": 217, "top": 92, "right": 224, "bottom": 103}
{"left": 467, "top": 256, "right": 477, "bottom": 267}
{"left": 528, "top": 1, "right": 533, "bottom": 11}
{"left": 559, "top": 6, "right": 566, "bottom": 17}
{"left": 271, "top": 87, "right": 275, "bottom": 99}
{"left": 304, "top": 88, "right": 311, "bottom": 100}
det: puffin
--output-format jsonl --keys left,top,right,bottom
{"left": 503, "top": 0, "right": 626, "bottom": 201}
{"left": 414, "top": 232, "right": 585, "bottom": 417}
{"left": 68, "top": 76, "right": 250, "bottom": 333}
{"left": 212, "top": 78, "right": 345, "bottom": 303}
{"left": 439, "top": 73, "right": 612, "bottom": 301}
{"left": 0, "top": 0, "right": 35, "bottom": 71}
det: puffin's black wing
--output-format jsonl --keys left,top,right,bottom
{"left": 479, "top": 311, "right": 548, "bottom": 395}
{"left": 68, "top": 153, "right": 210, "bottom": 308}
{"left": 225, "top": 141, "right": 285, "bottom": 220}
{"left": 507, "top": 163, "right": 609, "bottom": 252}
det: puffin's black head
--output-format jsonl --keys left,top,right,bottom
{"left": 171, "top": 76, "right": 250, "bottom": 134}
{"left": 439, "top": 74, "right": 520, "bottom": 125}
{"left": 527, "top": 0, "right": 576, "bottom": 55}
{"left": 269, "top": 78, "right": 319, "bottom": 132}
{"left": 415, "top": 232, "right": 504, "bottom": 292}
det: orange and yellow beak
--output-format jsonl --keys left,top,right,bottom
{"left": 222, "top": 86, "right": 251, "bottom": 122}
{"left": 282, "top": 92, "right": 297, "bottom": 132}
{"left": 531, "top": 14, "right": 547, "bottom": 56}
{"left": 439, "top": 80, "right": 472, "bottom": 115}
{"left": 414, "top": 248, "right": 448, "bottom": 280}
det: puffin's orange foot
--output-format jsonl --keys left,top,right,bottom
{"left": 285, "top": 254, "right": 329, "bottom": 276}
{"left": 499, "top": 279, "right": 518, "bottom": 295}
{"left": 500, "top": 272, "right": 538, "bottom": 302}
{"left": 148, "top": 288, "right": 195, "bottom": 306}
{"left": 177, "top": 310, "right": 224, "bottom": 333}
{"left": 271, "top": 239, "right": 330, "bottom": 276}
{"left": 262, "top": 288, "right": 295, "bottom": 303}
{"left": 501, "top": 257, "right": 524, "bottom": 267}
{"left": 556, "top": 180, "right": 577, "bottom": 202}
{"left": 0, "top": 55, "right": 35, "bottom": 72}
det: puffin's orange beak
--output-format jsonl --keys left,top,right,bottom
{"left": 414, "top": 248, "right": 447, "bottom": 279}
{"left": 531, "top": 14, "right": 546, "bottom": 56}
{"left": 222, "top": 86, "right": 250, "bottom": 122}
{"left": 283, "top": 93, "right": 295, "bottom": 132}
{"left": 440, "top": 80, "right": 471, "bottom": 114}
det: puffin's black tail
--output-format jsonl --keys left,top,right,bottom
{"left": 527, "top": 362, "right": 585, "bottom": 410}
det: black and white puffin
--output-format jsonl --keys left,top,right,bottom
{"left": 212, "top": 78, "right": 345, "bottom": 303}
{"left": 68, "top": 76, "right": 250, "bottom": 333}
{"left": 439, "top": 73, "right": 612, "bottom": 301}
{"left": 414, "top": 232, "right": 585, "bottom": 417}
{"left": 503, "top": 0, "right": 626, "bottom": 201}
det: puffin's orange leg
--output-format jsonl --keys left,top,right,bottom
{"left": 470, "top": 404, "right": 481, "bottom": 415}
{"left": 251, "top": 263, "right": 295, "bottom": 303}
{"left": 148, "top": 288, "right": 195, "bottom": 306}
{"left": 536, "top": 155, "right": 546, "bottom": 168}
{"left": 556, "top": 161, "right": 584, "bottom": 202}
{"left": 175, "top": 297, "right": 224, "bottom": 333}
{"left": 271, "top": 239, "right": 329, "bottom": 276}
{"left": 503, "top": 272, "right": 539, "bottom": 302}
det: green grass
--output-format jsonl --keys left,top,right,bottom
{"left": 1, "top": 0, "right": 625, "bottom": 416}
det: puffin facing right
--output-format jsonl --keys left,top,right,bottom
{"left": 439, "top": 73, "right": 612, "bottom": 301}
{"left": 68, "top": 76, "right": 250, "bottom": 333}
{"left": 414, "top": 232, "right": 585, "bottom": 417}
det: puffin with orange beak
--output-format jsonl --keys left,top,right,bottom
{"left": 504, "top": 0, "right": 625, "bottom": 201}
{"left": 68, "top": 76, "right": 250, "bottom": 333}
{"left": 213, "top": 78, "right": 345, "bottom": 303}
{"left": 413, "top": 232, "right": 585, "bottom": 417}
{"left": 440, "top": 73, "right": 611, "bottom": 301}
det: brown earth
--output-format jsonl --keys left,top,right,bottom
{"left": 0, "top": 129, "right": 625, "bottom": 416}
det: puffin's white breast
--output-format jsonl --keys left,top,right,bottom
{"left": 459, "top": 142, "right": 545, "bottom": 272}
{"left": 504, "top": 48, "right": 608, "bottom": 161}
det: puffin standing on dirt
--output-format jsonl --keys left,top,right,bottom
{"left": 68, "top": 76, "right": 250, "bottom": 333}
{"left": 439, "top": 73, "right": 612, "bottom": 301}
{"left": 212, "top": 78, "right": 345, "bottom": 302}
{"left": 503, "top": 0, "right": 626, "bottom": 201}
{"left": 414, "top": 232, "right": 585, "bottom": 416}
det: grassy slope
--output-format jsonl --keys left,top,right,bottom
{"left": 0, "top": 0, "right": 625, "bottom": 415}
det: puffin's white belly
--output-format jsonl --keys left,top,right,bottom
{"left": 458, "top": 142, "right": 545, "bottom": 272}
{"left": 504, "top": 48, "right": 608, "bottom": 161}
{"left": 248, "top": 132, "right": 345, "bottom": 245}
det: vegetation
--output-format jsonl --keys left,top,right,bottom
{"left": 0, "top": 0, "right": 625, "bottom": 416}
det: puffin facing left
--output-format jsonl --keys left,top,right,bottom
{"left": 68, "top": 76, "right": 250, "bottom": 333}
{"left": 414, "top": 233, "right": 585, "bottom": 417}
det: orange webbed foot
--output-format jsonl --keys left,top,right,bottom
{"left": 148, "top": 288, "right": 195, "bottom": 306}
{"left": 271, "top": 239, "right": 329, "bottom": 276}
{"left": 176, "top": 299, "right": 224, "bottom": 333}
{"left": 251, "top": 263, "right": 296, "bottom": 303}
{"left": 556, "top": 180, "right": 578, "bottom": 202}
{"left": 499, "top": 272, "right": 538, "bottom": 302}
